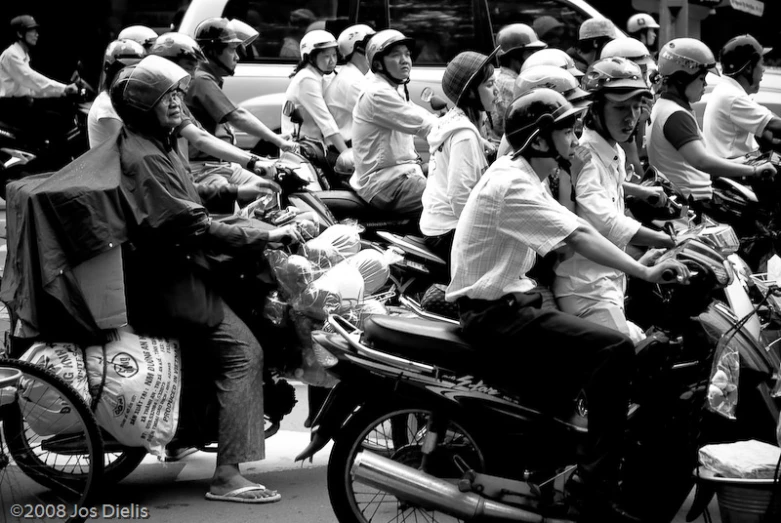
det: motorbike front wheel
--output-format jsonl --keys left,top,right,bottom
{"left": 327, "top": 403, "right": 487, "bottom": 523}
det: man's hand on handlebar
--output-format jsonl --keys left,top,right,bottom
{"left": 280, "top": 140, "right": 299, "bottom": 153}
{"left": 637, "top": 185, "right": 668, "bottom": 208}
{"left": 753, "top": 161, "right": 777, "bottom": 181}
{"left": 63, "top": 83, "right": 79, "bottom": 96}
{"left": 252, "top": 159, "right": 277, "bottom": 180}
{"left": 646, "top": 259, "right": 690, "bottom": 285}
{"left": 268, "top": 223, "right": 305, "bottom": 245}
{"left": 237, "top": 179, "right": 281, "bottom": 202}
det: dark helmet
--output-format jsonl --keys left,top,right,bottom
{"left": 583, "top": 57, "right": 651, "bottom": 102}
{"left": 720, "top": 34, "right": 772, "bottom": 76}
{"left": 195, "top": 17, "right": 244, "bottom": 50}
{"left": 505, "top": 88, "right": 587, "bottom": 153}
{"left": 442, "top": 48, "right": 499, "bottom": 106}
{"left": 150, "top": 32, "right": 207, "bottom": 63}
{"left": 110, "top": 55, "right": 190, "bottom": 128}
{"left": 10, "top": 15, "right": 39, "bottom": 36}
{"left": 496, "top": 24, "right": 547, "bottom": 58}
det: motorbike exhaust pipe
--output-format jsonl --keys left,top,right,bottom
{"left": 352, "top": 451, "right": 546, "bottom": 522}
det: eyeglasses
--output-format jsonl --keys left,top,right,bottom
{"left": 160, "top": 88, "right": 185, "bottom": 104}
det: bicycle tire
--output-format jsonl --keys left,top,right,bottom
{"left": 0, "top": 358, "right": 104, "bottom": 523}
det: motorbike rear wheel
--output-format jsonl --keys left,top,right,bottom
{"left": 327, "top": 403, "right": 487, "bottom": 523}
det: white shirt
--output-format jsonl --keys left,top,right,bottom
{"left": 323, "top": 62, "right": 367, "bottom": 143}
{"left": 350, "top": 73, "right": 436, "bottom": 202}
{"left": 553, "top": 128, "right": 641, "bottom": 306}
{"left": 282, "top": 65, "right": 340, "bottom": 143}
{"left": 703, "top": 75, "right": 774, "bottom": 158}
{"left": 87, "top": 91, "right": 121, "bottom": 148}
{"left": 0, "top": 42, "right": 67, "bottom": 98}
{"left": 446, "top": 154, "right": 579, "bottom": 302}
{"left": 420, "top": 108, "right": 487, "bottom": 236}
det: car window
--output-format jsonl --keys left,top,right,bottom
{"left": 385, "top": 0, "right": 483, "bottom": 65}
{"left": 222, "top": 0, "right": 347, "bottom": 62}
{"left": 485, "top": 0, "right": 590, "bottom": 52}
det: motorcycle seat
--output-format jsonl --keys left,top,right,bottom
{"left": 314, "top": 190, "right": 418, "bottom": 228}
{"left": 363, "top": 315, "right": 476, "bottom": 369}
{"left": 375, "top": 231, "right": 446, "bottom": 266}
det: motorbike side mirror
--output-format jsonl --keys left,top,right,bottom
{"left": 421, "top": 87, "right": 448, "bottom": 112}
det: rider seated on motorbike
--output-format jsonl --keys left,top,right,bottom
{"left": 566, "top": 18, "right": 616, "bottom": 74}
{"left": 188, "top": 18, "right": 296, "bottom": 187}
{"left": 283, "top": 30, "right": 349, "bottom": 172}
{"left": 323, "top": 25, "right": 376, "bottom": 150}
{"left": 553, "top": 57, "right": 675, "bottom": 343}
{"left": 647, "top": 38, "right": 777, "bottom": 204}
{"left": 445, "top": 87, "right": 688, "bottom": 523}
{"left": 703, "top": 34, "right": 781, "bottom": 158}
{"left": 419, "top": 49, "right": 498, "bottom": 266}
{"left": 349, "top": 29, "right": 436, "bottom": 215}
{"left": 490, "top": 24, "right": 547, "bottom": 143}
{"left": 111, "top": 55, "right": 303, "bottom": 503}
{"left": 0, "top": 15, "right": 80, "bottom": 142}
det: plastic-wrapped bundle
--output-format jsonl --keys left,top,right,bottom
{"left": 289, "top": 312, "right": 338, "bottom": 388}
{"left": 707, "top": 338, "right": 739, "bottom": 420}
{"left": 295, "top": 263, "right": 365, "bottom": 320}
{"left": 699, "top": 440, "right": 781, "bottom": 479}
{"left": 300, "top": 239, "right": 341, "bottom": 275}
{"left": 262, "top": 290, "right": 289, "bottom": 326}
{"left": 314, "top": 224, "right": 361, "bottom": 258}
{"left": 344, "top": 250, "right": 391, "bottom": 294}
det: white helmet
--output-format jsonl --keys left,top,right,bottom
{"left": 600, "top": 38, "right": 655, "bottom": 71}
{"left": 300, "top": 29, "right": 338, "bottom": 61}
{"left": 514, "top": 65, "right": 590, "bottom": 107}
{"left": 521, "top": 48, "right": 584, "bottom": 78}
{"left": 118, "top": 25, "right": 158, "bottom": 50}
{"left": 337, "top": 24, "right": 375, "bottom": 58}
{"left": 627, "top": 13, "right": 660, "bottom": 34}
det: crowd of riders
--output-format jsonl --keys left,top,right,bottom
{"left": 2, "top": 9, "right": 781, "bottom": 522}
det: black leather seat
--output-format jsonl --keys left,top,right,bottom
{"left": 314, "top": 190, "right": 418, "bottom": 230}
{"left": 363, "top": 315, "right": 478, "bottom": 371}
{"left": 375, "top": 231, "right": 446, "bottom": 266}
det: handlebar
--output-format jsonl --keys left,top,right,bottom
{"left": 661, "top": 268, "right": 676, "bottom": 282}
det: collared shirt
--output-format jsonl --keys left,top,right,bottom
{"left": 283, "top": 65, "right": 339, "bottom": 142}
{"left": 87, "top": 91, "right": 121, "bottom": 148}
{"left": 350, "top": 73, "right": 436, "bottom": 202}
{"left": 703, "top": 75, "right": 774, "bottom": 158}
{"left": 323, "top": 62, "right": 367, "bottom": 142}
{"left": 446, "top": 154, "right": 579, "bottom": 302}
{"left": 184, "top": 60, "right": 238, "bottom": 162}
{"left": 0, "top": 42, "right": 67, "bottom": 97}
{"left": 553, "top": 128, "right": 641, "bottom": 305}
{"left": 489, "top": 67, "right": 518, "bottom": 140}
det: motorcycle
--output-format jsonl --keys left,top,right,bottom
{"left": 297, "top": 238, "right": 781, "bottom": 523}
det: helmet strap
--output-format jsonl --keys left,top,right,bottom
{"left": 206, "top": 46, "right": 235, "bottom": 76}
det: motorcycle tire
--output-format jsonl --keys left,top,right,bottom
{"left": 102, "top": 445, "right": 147, "bottom": 485}
{"left": 327, "top": 402, "right": 488, "bottom": 523}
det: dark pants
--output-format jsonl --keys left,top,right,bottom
{"left": 458, "top": 292, "right": 635, "bottom": 489}
{"left": 423, "top": 229, "right": 455, "bottom": 274}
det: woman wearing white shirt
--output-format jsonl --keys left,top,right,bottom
{"left": 282, "top": 30, "right": 349, "bottom": 156}
{"left": 419, "top": 49, "right": 498, "bottom": 266}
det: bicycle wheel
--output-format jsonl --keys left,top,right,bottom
{"left": 0, "top": 358, "right": 104, "bottom": 523}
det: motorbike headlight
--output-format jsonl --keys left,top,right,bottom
{"left": 700, "top": 225, "right": 740, "bottom": 256}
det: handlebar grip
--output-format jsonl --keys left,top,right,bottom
{"left": 647, "top": 194, "right": 660, "bottom": 205}
{"left": 661, "top": 268, "right": 676, "bottom": 282}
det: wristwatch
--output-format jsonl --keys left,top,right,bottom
{"left": 246, "top": 155, "right": 261, "bottom": 172}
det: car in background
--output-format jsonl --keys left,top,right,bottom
{"left": 178, "top": 0, "right": 610, "bottom": 157}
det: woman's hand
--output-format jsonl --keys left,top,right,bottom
{"left": 268, "top": 223, "right": 305, "bottom": 245}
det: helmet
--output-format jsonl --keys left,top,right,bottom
{"left": 532, "top": 16, "right": 565, "bottom": 40}
{"left": 720, "top": 34, "right": 772, "bottom": 76}
{"left": 118, "top": 25, "right": 158, "bottom": 49}
{"left": 150, "top": 32, "right": 206, "bottom": 63}
{"left": 290, "top": 8, "right": 316, "bottom": 27}
{"left": 442, "top": 48, "right": 499, "bottom": 105}
{"left": 228, "top": 19, "right": 259, "bottom": 47}
{"left": 579, "top": 18, "right": 616, "bottom": 41}
{"left": 627, "top": 13, "right": 660, "bottom": 34}
{"left": 600, "top": 38, "right": 655, "bottom": 71}
{"left": 195, "top": 18, "right": 243, "bottom": 49}
{"left": 300, "top": 29, "right": 337, "bottom": 60}
{"left": 514, "top": 65, "right": 590, "bottom": 107}
{"left": 110, "top": 55, "right": 190, "bottom": 122}
{"left": 496, "top": 24, "right": 547, "bottom": 57}
{"left": 337, "top": 24, "right": 375, "bottom": 58}
{"left": 10, "top": 15, "right": 39, "bottom": 35}
{"left": 505, "top": 88, "right": 587, "bottom": 152}
{"left": 366, "top": 29, "right": 415, "bottom": 73}
{"left": 104, "top": 39, "right": 146, "bottom": 70}
{"left": 583, "top": 57, "right": 651, "bottom": 102}
{"left": 521, "top": 48, "right": 584, "bottom": 78}
{"left": 658, "top": 38, "right": 719, "bottom": 77}
{"left": 334, "top": 149, "right": 355, "bottom": 176}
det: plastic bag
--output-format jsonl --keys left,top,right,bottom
{"left": 314, "top": 223, "right": 361, "bottom": 258}
{"left": 295, "top": 263, "right": 365, "bottom": 320}
{"left": 707, "top": 335, "right": 740, "bottom": 420}
{"left": 299, "top": 239, "right": 341, "bottom": 276}
{"left": 699, "top": 440, "right": 781, "bottom": 479}
{"left": 85, "top": 329, "right": 181, "bottom": 457}
{"left": 344, "top": 249, "right": 391, "bottom": 294}
{"left": 290, "top": 312, "right": 338, "bottom": 388}
{"left": 262, "top": 290, "right": 289, "bottom": 326}
{"left": 18, "top": 343, "right": 91, "bottom": 436}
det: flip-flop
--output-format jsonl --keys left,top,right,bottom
{"left": 205, "top": 484, "right": 282, "bottom": 504}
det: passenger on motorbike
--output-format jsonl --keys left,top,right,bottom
{"left": 87, "top": 39, "right": 145, "bottom": 148}
{"left": 111, "top": 55, "right": 303, "bottom": 503}
{"left": 566, "top": 18, "right": 616, "bottom": 73}
{"left": 490, "top": 24, "right": 547, "bottom": 142}
{"left": 626, "top": 13, "right": 659, "bottom": 51}
{"left": 553, "top": 57, "right": 676, "bottom": 343}
{"left": 446, "top": 87, "right": 688, "bottom": 523}
{"left": 703, "top": 34, "right": 781, "bottom": 158}
{"left": 323, "top": 24, "right": 375, "bottom": 147}
{"left": 647, "top": 38, "right": 776, "bottom": 204}
{"left": 117, "top": 25, "right": 158, "bottom": 53}
{"left": 283, "top": 29, "right": 349, "bottom": 170}
{"left": 0, "top": 15, "right": 80, "bottom": 143}
{"left": 420, "top": 49, "right": 498, "bottom": 266}
{"left": 350, "top": 29, "right": 436, "bottom": 215}
{"left": 188, "top": 18, "right": 296, "bottom": 186}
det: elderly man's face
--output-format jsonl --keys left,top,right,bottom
{"left": 154, "top": 89, "right": 183, "bottom": 129}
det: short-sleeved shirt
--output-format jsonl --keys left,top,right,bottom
{"left": 87, "top": 90, "right": 121, "bottom": 148}
{"left": 703, "top": 75, "right": 774, "bottom": 158}
{"left": 184, "top": 61, "right": 238, "bottom": 162}
{"left": 323, "top": 62, "right": 367, "bottom": 142}
{"left": 446, "top": 154, "right": 579, "bottom": 302}
{"left": 282, "top": 65, "right": 340, "bottom": 142}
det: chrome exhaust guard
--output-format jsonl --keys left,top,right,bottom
{"left": 351, "top": 451, "right": 545, "bottom": 522}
